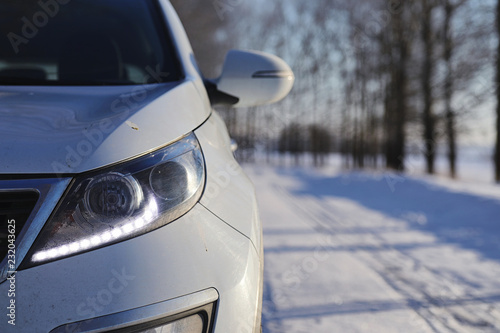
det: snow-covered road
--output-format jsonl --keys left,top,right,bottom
{"left": 245, "top": 165, "right": 500, "bottom": 332}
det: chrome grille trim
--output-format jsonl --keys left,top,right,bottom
{"left": 0, "top": 177, "right": 72, "bottom": 282}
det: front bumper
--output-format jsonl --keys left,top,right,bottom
{"left": 0, "top": 204, "right": 262, "bottom": 332}
{"left": 50, "top": 288, "right": 218, "bottom": 333}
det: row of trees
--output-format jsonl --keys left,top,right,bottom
{"left": 171, "top": 0, "right": 500, "bottom": 182}
{"left": 340, "top": 0, "right": 495, "bottom": 178}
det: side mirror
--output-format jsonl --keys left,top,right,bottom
{"left": 208, "top": 50, "right": 295, "bottom": 108}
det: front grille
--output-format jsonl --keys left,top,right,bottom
{"left": 0, "top": 191, "right": 39, "bottom": 264}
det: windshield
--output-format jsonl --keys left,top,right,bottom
{"left": 0, "top": 0, "right": 182, "bottom": 86}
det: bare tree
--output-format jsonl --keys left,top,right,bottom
{"left": 384, "top": 5, "right": 412, "bottom": 171}
{"left": 309, "top": 125, "right": 333, "bottom": 167}
{"left": 443, "top": 0, "right": 457, "bottom": 178}
{"left": 421, "top": 0, "right": 437, "bottom": 174}
{"left": 496, "top": 0, "right": 500, "bottom": 182}
{"left": 442, "top": 0, "right": 471, "bottom": 178}
{"left": 278, "top": 123, "right": 306, "bottom": 166}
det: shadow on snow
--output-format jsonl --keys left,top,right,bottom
{"left": 284, "top": 168, "right": 500, "bottom": 262}
{"left": 262, "top": 168, "right": 500, "bottom": 330}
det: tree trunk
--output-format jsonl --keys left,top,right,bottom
{"left": 421, "top": 0, "right": 436, "bottom": 174}
{"left": 496, "top": 109, "right": 500, "bottom": 182}
{"left": 496, "top": 0, "right": 500, "bottom": 182}
{"left": 394, "top": 46, "right": 408, "bottom": 172}
{"left": 386, "top": 13, "right": 408, "bottom": 171}
{"left": 444, "top": 0, "right": 457, "bottom": 178}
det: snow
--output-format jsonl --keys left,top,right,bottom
{"left": 244, "top": 156, "right": 500, "bottom": 332}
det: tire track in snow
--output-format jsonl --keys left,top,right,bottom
{"left": 273, "top": 184, "right": 443, "bottom": 332}
{"left": 273, "top": 182, "right": 500, "bottom": 332}
{"left": 365, "top": 249, "right": 499, "bottom": 333}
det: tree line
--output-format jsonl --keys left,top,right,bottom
{"left": 171, "top": 0, "right": 500, "bottom": 182}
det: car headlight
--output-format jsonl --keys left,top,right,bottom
{"left": 24, "top": 133, "right": 205, "bottom": 267}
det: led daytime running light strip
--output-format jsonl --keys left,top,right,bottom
{"left": 32, "top": 199, "right": 159, "bottom": 262}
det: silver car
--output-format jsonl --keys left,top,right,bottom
{"left": 0, "top": 0, "right": 294, "bottom": 332}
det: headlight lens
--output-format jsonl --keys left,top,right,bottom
{"left": 26, "top": 133, "right": 205, "bottom": 266}
{"left": 82, "top": 172, "right": 143, "bottom": 222}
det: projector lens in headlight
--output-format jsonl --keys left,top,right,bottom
{"left": 26, "top": 133, "right": 205, "bottom": 266}
{"left": 150, "top": 161, "right": 188, "bottom": 200}
{"left": 83, "top": 172, "right": 143, "bottom": 221}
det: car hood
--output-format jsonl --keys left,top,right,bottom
{"left": 0, "top": 80, "right": 210, "bottom": 174}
